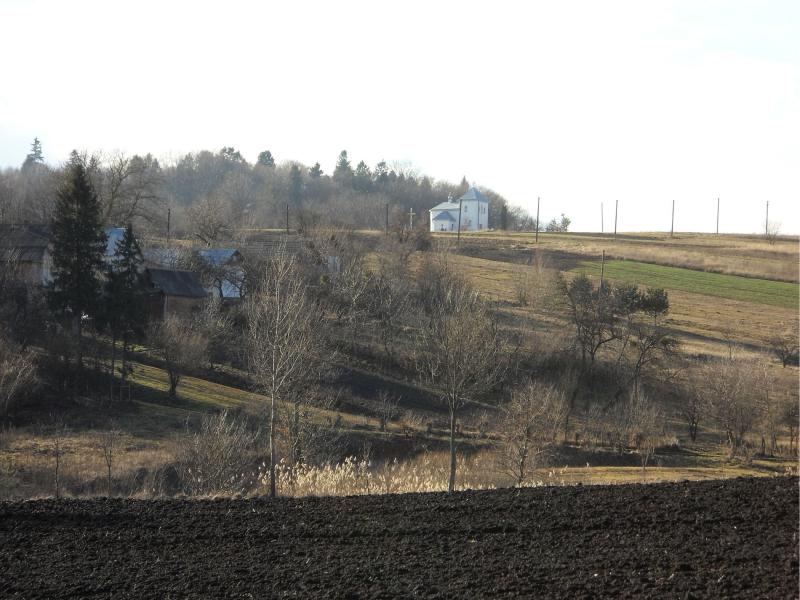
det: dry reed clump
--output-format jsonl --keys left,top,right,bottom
{"left": 271, "top": 451, "right": 501, "bottom": 497}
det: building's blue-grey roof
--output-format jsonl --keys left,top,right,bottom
{"left": 457, "top": 187, "right": 488, "bottom": 203}
{"left": 197, "top": 248, "right": 240, "bottom": 267}
{"left": 430, "top": 201, "right": 461, "bottom": 212}
{"left": 105, "top": 228, "right": 126, "bottom": 257}
{"left": 147, "top": 268, "right": 208, "bottom": 298}
{"left": 432, "top": 211, "right": 456, "bottom": 222}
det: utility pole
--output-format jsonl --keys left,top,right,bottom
{"left": 600, "top": 250, "right": 606, "bottom": 290}
{"left": 285, "top": 204, "right": 289, "bottom": 235}
{"left": 408, "top": 207, "right": 415, "bottom": 229}
{"left": 457, "top": 198, "right": 463, "bottom": 246}
{"left": 670, "top": 199, "right": 675, "bottom": 238}
{"left": 535, "top": 196, "right": 540, "bottom": 243}
{"left": 716, "top": 197, "right": 720, "bottom": 235}
{"left": 601, "top": 202, "right": 604, "bottom": 234}
{"left": 614, "top": 200, "right": 618, "bottom": 241}
{"left": 385, "top": 203, "right": 389, "bottom": 235}
{"left": 166, "top": 207, "right": 171, "bottom": 244}
{"left": 765, "top": 201, "right": 769, "bottom": 236}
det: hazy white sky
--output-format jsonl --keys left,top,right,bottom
{"left": 1, "top": 0, "right": 798, "bottom": 233}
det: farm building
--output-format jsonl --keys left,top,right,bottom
{"left": 429, "top": 187, "right": 489, "bottom": 232}
{"left": 144, "top": 268, "right": 209, "bottom": 320}
{"left": 0, "top": 224, "right": 52, "bottom": 284}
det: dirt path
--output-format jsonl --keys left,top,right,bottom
{"left": 1, "top": 477, "right": 797, "bottom": 599}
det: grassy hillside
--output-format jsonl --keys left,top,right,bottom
{"left": 441, "top": 231, "right": 799, "bottom": 282}
{"left": 574, "top": 259, "right": 799, "bottom": 310}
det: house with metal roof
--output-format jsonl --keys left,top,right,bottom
{"left": 429, "top": 187, "right": 489, "bottom": 232}
{"left": 145, "top": 268, "right": 209, "bottom": 320}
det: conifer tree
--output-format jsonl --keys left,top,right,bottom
{"left": 288, "top": 164, "right": 303, "bottom": 205}
{"left": 48, "top": 152, "right": 108, "bottom": 376}
{"left": 374, "top": 161, "right": 389, "bottom": 185}
{"left": 308, "top": 162, "right": 323, "bottom": 178}
{"left": 353, "top": 161, "right": 372, "bottom": 192}
{"left": 101, "top": 224, "right": 147, "bottom": 398}
{"left": 22, "top": 137, "right": 44, "bottom": 169}
{"left": 257, "top": 150, "right": 276, "bottom": 167}
{"left": 333, "top": 150, "right": 353, "bottom": 183}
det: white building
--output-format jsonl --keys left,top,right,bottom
{"left": 429, "top": 187, "right": 489, "bottom": 232}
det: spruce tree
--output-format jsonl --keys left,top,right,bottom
{"left": 288, "top": 164, "right": 303, "bottom": 205}
{"left": 48, "top": 153, "right": 108, "bottom": 375}
{"left": 22, "top": 137, "right": 44, "bottom": 170}
{"left": 308, "top": 162, "right": 323, "bottom": 178}
{"left": 333, "top": 150, "right": 353, "bottom": 183}
{"left": 257, "top": 150, "right": 275, "bottom": 167}
{"left": 353, "top": 161, "right": 372, "bottom": 192}
{"left": 101, "top": 224, "right": 147, "bottom": 398}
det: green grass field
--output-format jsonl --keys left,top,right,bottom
{"left": 574, "top": 259, "right": 799, "bottom": 310}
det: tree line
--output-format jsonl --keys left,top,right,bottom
{"left": 0, "top": 140, "right": 536, "bottom": 236}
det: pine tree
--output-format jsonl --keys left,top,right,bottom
{"left": 22, "top": 137, "right": 44, "bottom": 169}
{"left": 48, "top": 153, "right": 108, "bottom": 376}
{"left": 353, "top": 161, "right": 372, "bottom": 192}
{"left": 333, "top": 150, "right": 353, "bottom": 183}
{"left": 308, "top": 162, "right": 323, "bottom": 178}
{"left": 257, "top": 150, "right": 276, "bottom": 167}
{"left": 374, "top": 161, "right": 389, "bottom": 185}
{"left": 100, "top": 224, "right": 147, "bottom": 399}
{"left": 288, "top": 164, "right": 303, "bottom": 205}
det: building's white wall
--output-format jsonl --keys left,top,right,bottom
{"left": 430, "top": 200, "right": 489, "bottom": 232}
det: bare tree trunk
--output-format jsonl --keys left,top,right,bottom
{"left": 448, "top": 406, "right": 457, "bottom": 493}
{"left": 269, "top": 392, "right": 277, "bottom": 498}
{"left": 109, "top": 331, "right": 116, "bottom": 403}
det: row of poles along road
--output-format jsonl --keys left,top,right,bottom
{"left": 163, "top": 199, "right": 777, "bottom": 244}
{"left": 529, "top": 197, "right": 775, "bottom": 243}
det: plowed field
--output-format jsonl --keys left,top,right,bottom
{"left": 1, "top": 477, "right": 797, "bottom": 599}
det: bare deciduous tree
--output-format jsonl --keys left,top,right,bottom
{"left": 188, "top": 196, "right": 233, "bottom": 245}
{"left": 245, "top": 251, "right": 322, "bottom": 498}
{"left": 99, "top": 152, "right": 164, "bottom": 228}
{"left": 0, "top": 335, "right": 36, "bottom": 416}
{"left": 176, "top": 410, "right": 261, "bottom": 495}
{"left": 376, "top": 390, "right": 400, "bottom": 432}
{"left": 701, "top": 357, "right": 762, "bottom": 456}
{"left": 97, "top": 427, "right": 121, "bottom": 495}
{"left": 416, "top": 270, "right": 505, "bottom": 492}
{"left": 771, "top": 333, "right": 799, "bottom": 368}
{"left": 497, "top": 381, "right": 568, "bottom": 486}
{"left": 148, "top": 316, "right": 209, "bottom": 399}
{"left": 677, "top": 388, "right": 706, "bottom": 442}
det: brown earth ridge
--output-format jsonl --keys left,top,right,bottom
{"left": 1, "top": 476, "right": 798, "bottom": 599}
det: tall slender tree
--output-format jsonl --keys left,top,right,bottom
{"left": 257, "top": 150, "right": 275, "bottom": 167}
{"left": 308, "top": 162, "right": 323, "bottom": 178}
{"left": 333, "top": 150, "right": 353, "bottom": 183}
{"left": 288, "top": 164, "right": 303, "bottom": 205}
{"left": 48, "top": 152, "right": 108, "bottom": 378}
{"left": 100, "top": 224, "right": 147, "bottom": 398}
{"left": 22, "top": 137, "right": 44, "bottom": 169}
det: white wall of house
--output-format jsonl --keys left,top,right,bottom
{"left": 429, "top": 199, "right": 489, "bottom": 232}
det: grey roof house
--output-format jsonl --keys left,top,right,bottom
{"left": 145, "top": 268, "right": 209, "bottom": 320}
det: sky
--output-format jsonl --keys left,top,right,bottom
{"left": 1, "top": 0, "right": 798, "bottom": 234}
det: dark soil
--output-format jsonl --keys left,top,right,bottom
{"left": 1, "top": 477, "right": 797, "bottom": 599}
